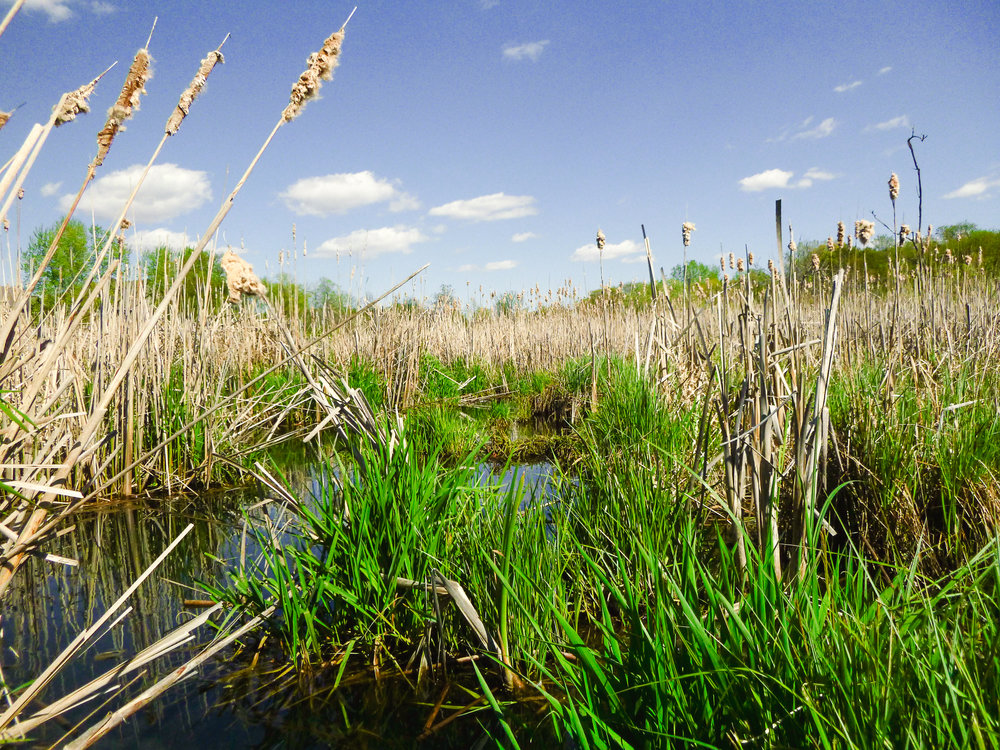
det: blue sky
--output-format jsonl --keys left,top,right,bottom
{"left": 2, "top": 0, "right": 998, "bottom": 303}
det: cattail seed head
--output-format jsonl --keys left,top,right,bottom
{"left": 723, "top": 273, "right": 729, "bottom": 283}
{"left": 899, "top": 224, "right": 910, "bottom": 242}
{"left": 720, "top": 256, "right": 725, "bottom": 272}
{"left": 167, "top": 50, "right": 224, "bottom": 135}
{"left": 283, "top": 27, "right": 345, "bottom": 122}
{"left": 811, "top": 253, "right": 820, "bottom": 271}
{"left": 94, "top": 48, "right": 152, "bottom": 167}
{"left": 847, "top": 236, "right": 853, "bottom": 250}
{"left": 596, "top": 229, "right": 605, "bottom": 250}
{"left": 788, "top": 238, "right": 797, "bottom": 254}
{"left": 855, "top": 220, "right": 874, "bottom": 246}
{"left": 888, "top": 172, "right": 899, "bottom": 202}
{"left": 55, "top": 75, "right": 100, "bottom": 126}
{"left": 0, "top": 110, "right": 10, "bottom": 131}
{"left": 728, "top": 252, "right": 735, "bottom": 269}
{"left": 827, "top": 236, "right": 835, "bottom": 252}
{"left": 747, "top": 251, "right": 754, "bottom": 266}
{"left": 681, "top": 221, "right": 695, "bottom": 247}
{"left": 220, "top": 249, "right": 267, "bottom": 304}
{"left": 963, "top": 254, "right": 972, "bottom": 265}
{"left": 736, "top": 257, "right": 745, "bottom": 273}
{"left": 767, "top": 258, "right": 775, "bottom": 274}
{"left": 837, "top": 221, "right": 845, "bottom": 247}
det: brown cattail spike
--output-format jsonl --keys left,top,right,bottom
{"left": 167, "top": 50, "right": 225, "bottom": 135}
{"left": 0, "top": 110, "right": 10, "bottom": 131}
{"left": 283, "top": 27, "right": 345, "bottom": 122}
{"left": 94, "top": 48, "right": 152, "bottom": 167}
{"left": 888, "top": 172, "right": 900, "bottom": 202}
{"left": 596, "top": 229, "right": 605, "bottom": 250}
{"left": 836, "top": 221, "right": 845, "bottom": 247}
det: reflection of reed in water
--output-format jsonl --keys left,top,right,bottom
{"left": 1, "top": 487, "right": 255, "bottom": 743}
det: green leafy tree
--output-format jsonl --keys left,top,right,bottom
{"left": 23, "top": 218, "right": 112, "bottom": 305}
{"left": 310, "top": 277, "right": 352, "bottom": 313}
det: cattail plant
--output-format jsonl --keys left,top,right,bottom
{"left": 855, "top": 220, "right": 874, "bottom": 246}
{"left": 888, "top": 172, "right": 899, "bottom": 203}
{"left": 220, "top": 250, "right": 267, "bottom": 303}
{"left": 827, "top": 236, "right": 835, "bottom": 253}
{"left": 837, "top": 221, "right": 845, "bottom": 247}
{"left": 166, "top": 48, "right": 224, "bottom": 135}
{"left": 681, "top": 221, "right": 695, "bottom": 246}
{"left": 94, "top": 45, "right": 152, "bottom": 167}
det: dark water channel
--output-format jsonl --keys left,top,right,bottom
{"left": 1, "top": 460, "right": 561, "bottom": 748}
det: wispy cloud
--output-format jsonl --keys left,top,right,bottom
{"left": 878, "top": 66, "right": 892, "bottom": 75}
{"left": 866, "top": 114, "right": 910, "bottom": 131}
{"left": 502, "top": 40, "right": 549, "bottom": 62}
{"left": 429, "top": 192, "right": 538, "bottom": 221}
{"left": 571, "top": 239, "right": 641, "bottom": 262}
{"left": 739, "top": 167, "right": 836, "bottom": 192}
{"left": 13, "top": 0, "right": 113, "bottom": 22}
{"left": 280, "top": 171, "right": 410, "bottom": 216}
{"left": 63, "top": 163, "right": 211, "bottom": 223}
{"left": 943, "top": 175, "right": 1000, "bottom": 200}
{"left": 834, "top": 80, "right": 863, "bottom": 93}
{"left": 511, "top": 232, "right": 536, "bottom": 242}
{"left": 314, "top": 226, "right": 429, "bottom": 259}
{"left": 458, "top": 259, "right": 519, "bottom": 272}
{"left": 39, "top": 181, "right": 62, "bottom": 197}
{"left": 792, "top": 117, "right": 836, "bottom": 139}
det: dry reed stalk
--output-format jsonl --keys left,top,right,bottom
{"left": 0, "top": 0, "right": 26, "bottom": 40}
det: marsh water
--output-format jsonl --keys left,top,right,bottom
{"left": 0, "top": 459, "right": 561, "bottom": 748}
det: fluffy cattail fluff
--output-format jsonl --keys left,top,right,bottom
{"left": 167, "top": 50, "right": 224, "bottom": 135}
{"left": 747, "top": 251, "right": 754, "bottom": 266}
{"left": 728, "top": 252, "right": 735, "bottom": 269}
{"left": 855, "top": 220, "right": 874, "bottom": 246}
{"left": 681, "top": 221, "right": 695, "bottom": 247}
{"left": 94, "top": 49, "right": 151, "bottom": 167}
{"left": 944, "top": 247, "right": 953, "bottom": 264}
{"left": 788, "top": 238, "right": 797, "bottom": 254}
{"left": 837, "top": 221, "right": 845, "bottom": 247}
{"left": 736, "top": 257, "right": 745, "bottom": 273}
{"left": 899, "top": 224, "right": 910, "bottom": 242}
{"left": 55, "top": 75, "right": 100, "bottom": 126}
{"left": 283, "top": 27, "right": 345, "bottom": 122}
{"left": 963, "top": 255, "right": 973, "bottom": 265}
{"left": 811, "top": 253, "right": 820, "bottom": 271}
{"left": 596, "top": 229, "right": 605, "bottom": 250}
{"left": 220, "top": 249, "right": 266, "bottom": 303}
{"left": 827, "top": 236, "right": 835, "bottom": 252}
{"left": 767, "top": 258, "right": 775, "bottom": 274}
{"left": 888, "top": 172, "right": 900, "bottom": 202}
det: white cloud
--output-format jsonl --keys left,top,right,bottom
{"left": 943, "top": 176, "right": 1000, "bottom": 200}
{"left": 280, "top": 171, "right": 403, "bottom": 216}
{"left": 792, "top": 117, "right": 836, "bottom": 139}
{"left": 740, "top": 167, "right": 835, "bottom": 192}
{"left": 834, "top": 80, "right": 863, "bottom": 93}
{"left": 511, "top": 231, "right": 536, "bottom": 242}
{"left": 39, "top": 181, "right": 62, "bottom": 197}
{"left": 62, "top": 163, "right": 211, "bottom": 223}
{"left": 429, "top": 192, "right": 538, "bottom": 221}
{"left": 739, "top": 168, "right": 794, "bottom": 192}
{"left": 457, "top": 263, "right": 476, "bottom": 272}
{"left": 571, "top": 239, "right": 642, "bottom": 262}
{"left": 313, "top": 226, "right": 428, "bottom": 259}
{"left": 867, "top": 114, "right": 910, "bottom": 131}
{"left": 485, "top": 260, "right": 517, "bottom": 271}
{"left": 90, "top": 1, "right": 113, "bottom": 13}
{"left": 502, "top": 40, "right": 549, "bottom": 62}
{"left": 127, "top": 228, "right": 193, "bottom": 253}
{"left": 795, "top": 167, "right": 837, "bottom": 188}
{"left": 878, "top": 66, "right": 892, "bottom": 75}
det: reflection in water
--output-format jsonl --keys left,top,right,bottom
{"left": 0, "top": 459, "right": 561, "bottom": 748}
